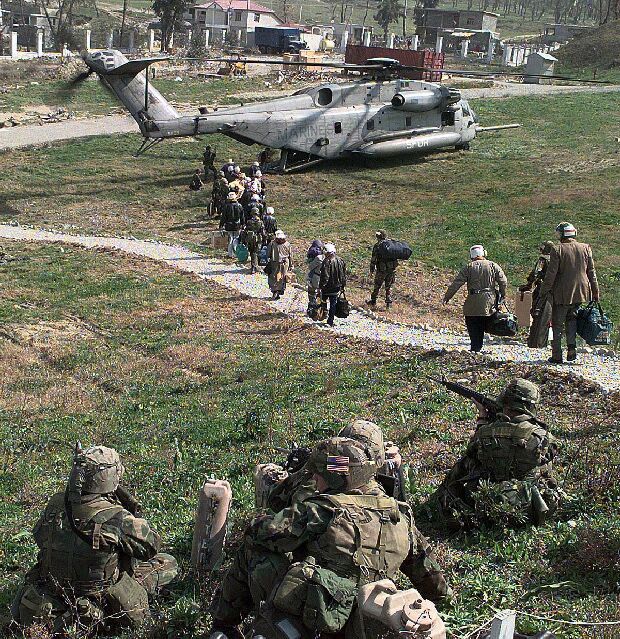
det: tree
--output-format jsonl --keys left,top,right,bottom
{"left": 374, "top": 0, "right": 402, "bottom": 42}
{"left": 152, "top": 0, "right": 189, "bottom": 51}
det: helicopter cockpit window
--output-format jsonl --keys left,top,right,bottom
{"left": 462, "top": 105, "right": 470, "bottom": 116}
{"left": 316, "top": 87, "right": 333, "bottom": 106}
{"left": 334, "top": 122, "right": 342, "bottom": 134}
{"left": 367, "top": 119, "right": 375, "bottom": 131}
{"left": 441, "top": 111, "right": 455, "bottom": 126}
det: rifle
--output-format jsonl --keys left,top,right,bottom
{"left": 274, "top": 443, "right": 312, "bottom": 474}
{"left": 115, "top": 485, "right": 142, "bottom": 517}
{"left": 429, "top": 376, "right": 548, "bottom": 428}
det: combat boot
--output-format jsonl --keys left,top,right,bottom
{"left": 567, "top": 345, "right": 577, "bottom": 361}
{"left": 548, "top": 340, "right": 563, "bottom": 364}
{"left": 386, "top": 298, "right": 392, "bottom": 310}
{"left": 366, "top": 298, "right": 377, "bottom": 307}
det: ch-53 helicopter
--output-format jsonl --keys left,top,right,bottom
{"left": 77, "top": 49, "right": 602, "bottom": 172}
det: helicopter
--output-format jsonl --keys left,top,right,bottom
{"left": 78, "top": 50, "right": 600, "bottom": 172}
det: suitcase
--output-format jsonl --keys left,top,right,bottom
{"left": 514, "top": 290, "right": 533, "bottom": 328}
{"left": 208, "top": 230, "right": 229, "bottom": 249}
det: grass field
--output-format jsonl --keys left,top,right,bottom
{"left": 1, "top": 89, "right": 619, "bottom": 333}
{"left": 0, "top": 242, "right": 618, "bottom": 638}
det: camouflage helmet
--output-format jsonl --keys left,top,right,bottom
{"left": 72, "top": 445, "right": 124, "bottom": 495}
{"left": 307, "top": 437, "right": 377, "bottom": 492}
{"left": 338, "top": 419, "right": 386, "bottom": 467}
{"left": 498, "top": 378, "right": 540, "bottom": 416}
{"left": 539, "top": 240, "right": 555, "bottom": 255}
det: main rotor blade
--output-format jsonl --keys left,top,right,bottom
{"left": 180, "top": 55, "right": 612, "bottom": 84}
{"left": 182, "top": 56, "right": 385, "bottom": 71}
{"left": 394, "top": 63, "right": 612, "bottom": 84}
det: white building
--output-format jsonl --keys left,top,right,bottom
{"left": 187, "top": 0, "right": 282, "bottom": 46}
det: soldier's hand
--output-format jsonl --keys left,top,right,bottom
{"left": 472, "top": 399, "right": 488, "bottom": 419}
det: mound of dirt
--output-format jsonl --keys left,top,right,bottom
{"left": 555, "top": 20, "right": 620, "bottom": 69}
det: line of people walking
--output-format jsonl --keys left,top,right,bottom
{"left": 443, "top": 221, "right": 600, "bottom": 363}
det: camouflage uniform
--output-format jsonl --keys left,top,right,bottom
{"left": 13, "top": 446, "right": 177, "bottom": 632}
{"left": 211, "top": 438, "right": 448, "bottom": 639}
{"left": 369, "top": 232, "right": 398, "bottom": 307}
{"left": 240, "top": 213, "right": 266, "bottom": 274}
{"left": 435, "top": 379, "right": 563, "bottom": 530}
{"left": 212, "top": 174, "right": 230, "bottom": 217}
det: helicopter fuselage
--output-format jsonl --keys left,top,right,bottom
{"left": 145, "top": 78, "right": 478, "bottom": 160}
{"left": 87, "top": 51, "right": 480, "bottom": 166}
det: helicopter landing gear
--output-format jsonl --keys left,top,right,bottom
{"left": 279, "top": 149, "right": 324, "bottom": 173}
{"left": 455, "top": 142, "right": 471, "bottom": 151}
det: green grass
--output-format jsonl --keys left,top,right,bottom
{"left": 1, "top": 90, "right": 618, "bottom": 331}
{"left": 0, "top": 243, "right": 618, "bottom": 637}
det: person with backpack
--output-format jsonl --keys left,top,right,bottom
{"left": 367, "top": 230, "right": 398, "bottom": 310}
{"left": 537, "top": 222, "right": 599, "bottom": 364}
{"left": 520, "top": 240, "right": 554, "bottom": 349}
{"left": 433, "top": 378, "right": 562, "bottom": 531}
{"left": 219, "top": 192, "right": 244, "bottom": 258}
{"left": 443, "top": 245, "right": 508, "bottom": 353}
{"left": 240, "top": 209, "right": 266, "bottom": 275}
{"left": 319, "top": 243, "right": 347, "bottom": 327}
{"left": 306, "top": 240, "right": 325, "bottom": 314}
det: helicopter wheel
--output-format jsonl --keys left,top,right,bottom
{"left": 455, "top": 142, "right": 471, "bottom": 151}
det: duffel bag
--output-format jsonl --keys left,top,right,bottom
{"left": 577, "top": 302, "right": 613, "bottom": 345}
{"left": 335, "top": 291, "right": 351, "bottom": 319}
{"left": 486, "top": 302, "right": 518, "bottom": 337}
{"left": 376, "top": 239, "right": 412, "bottom": 261}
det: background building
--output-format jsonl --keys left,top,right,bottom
{"left": 187, "top": 0, "right": 282, "bottom": 46}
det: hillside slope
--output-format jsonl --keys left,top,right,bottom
{"left": 556, "top": 20, "right": 620, "bottom": 69}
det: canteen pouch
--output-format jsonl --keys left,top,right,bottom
{"left": 273, "top": 559, "right": 356, "bottom": 633}
{"left": 17, "top": 584, "right": 59, "bottom": 625}
{"left": 105, "top": 572, "right": 149, "bottom": 627}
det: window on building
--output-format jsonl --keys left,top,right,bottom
{"left": 254, "top": 12, "right": 260, "bottom": 21}
{"left": 234, "top": 10, "right": 242, "bottom": 21}
{"left": 334, "top": 122, "right": 342, "bottom": 133}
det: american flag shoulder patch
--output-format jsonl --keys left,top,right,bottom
{"left": 327, "top": 455, "right": 350, "bottom": 474}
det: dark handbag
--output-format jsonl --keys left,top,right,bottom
{"left": 335, "top": 291, "right": 351, "bottom": 319}
{"left": 486, "top": 299, "right": 518, "bottom": 337}
{"left": 577, "top": 302, "right": 613, "bottom": 345}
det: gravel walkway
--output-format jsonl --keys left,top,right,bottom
{"left": 1, "top": 83, "right": 618, "bottom": 152}
{"left": 1, "top": 224, "right": 618, "bottom": 391}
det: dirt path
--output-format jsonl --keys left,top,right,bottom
{"left": 1, "top": 224, "right": 618, "bottom": 391}
{"left": 1, "top": 83, "right": 618, "bottom": 152}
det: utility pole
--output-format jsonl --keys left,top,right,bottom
{"left": 402, "top": 0, "right": 407, "bottom": 38}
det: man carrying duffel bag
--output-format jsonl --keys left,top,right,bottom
{"left": 443, "top": 245, "right": 508, "bottom": 353}
{"left": 537, "top": 222, "right": 600, "bottom": 364}
{"left": 367, "top": 229, "right": 412, "bottom": 310}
